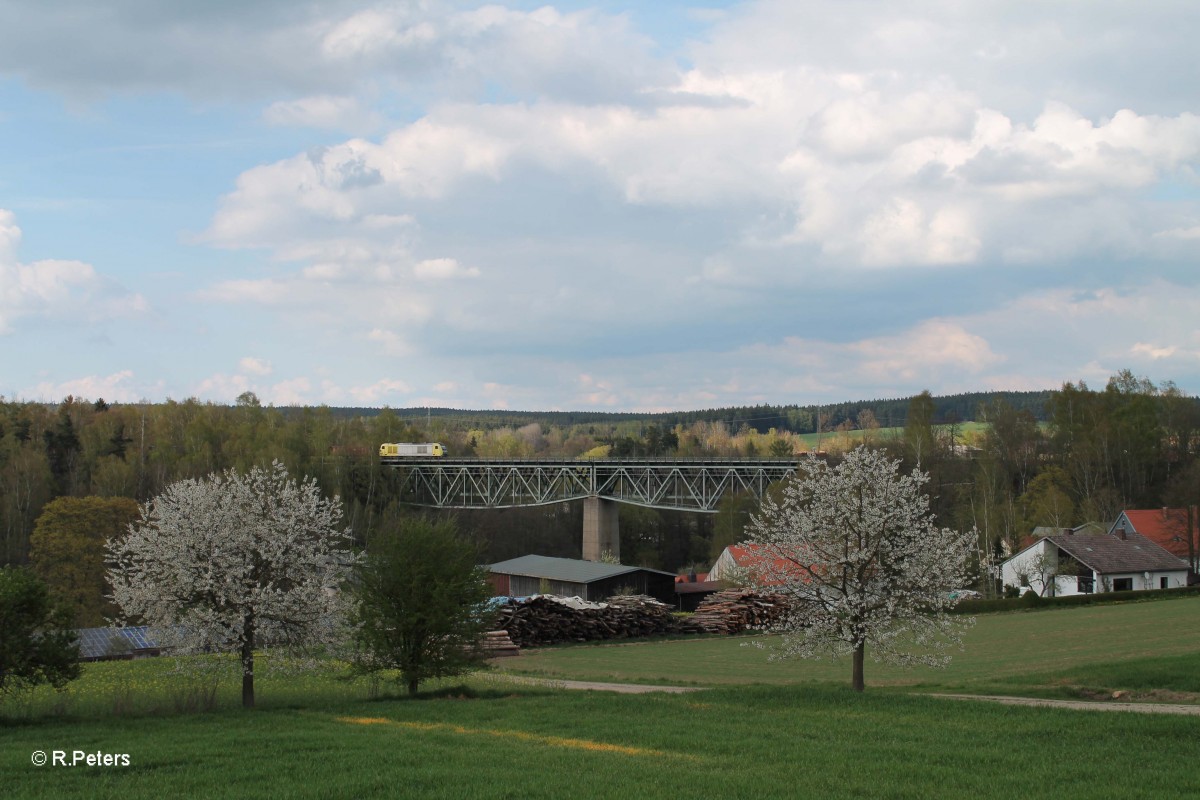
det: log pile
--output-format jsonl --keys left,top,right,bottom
{"left": 480, "top": 630, "right": 520, "bottom": 658}
{"left": 689, "top": 589, "right": 788, "bottom": 634}
{"left": 494, "top": 594, "right": 697, "bottom": 647}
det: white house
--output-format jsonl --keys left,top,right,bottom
{"left": 1001, "top": 528, "right": 1190, "bottom": 597}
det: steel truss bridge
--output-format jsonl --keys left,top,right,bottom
{"left": 381, "top": 457, "right": 799, "bottom": 561}
{"left": 383, "top": 457, "right": 799, "bottom": 512}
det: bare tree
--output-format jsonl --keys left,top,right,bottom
{"left": 747, "top": 447, "right": 975, "bottom": 692}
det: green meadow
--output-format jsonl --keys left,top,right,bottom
{"left": 499, "top": 597, "right": 1200, "bottom": 694}
{"left": 2, "top": 597, "right": 1199, "bottom": 799}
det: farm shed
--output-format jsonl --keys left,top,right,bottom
{"left": 675, "top": 576, "right": 723, "bottom": 611}
{"left": 488, "top": 555, "right": 676, "bottom": 604}
{"left": 1001, "top": 528, "right": 1190, "bottom": 598}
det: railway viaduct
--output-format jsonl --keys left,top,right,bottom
{"left": 381, "top": 457, "right": 799, "bottom": 562}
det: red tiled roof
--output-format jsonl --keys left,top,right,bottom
{"left": 721, "top": 544, "right": 810, "bottom": 586}
{"left": 675, "top": 572, "right": 709, "bottom": 583}
{"left": 1118, "top": 509, "right": 1197, "bottom": 562}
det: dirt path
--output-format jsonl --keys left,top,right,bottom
{"left": 492, "top": 675, "right": 706, "bottom": 694}
{"left": 930, "top": 693, "right": 1200, "bottom": 716}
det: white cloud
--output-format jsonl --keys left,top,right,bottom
{"left": 30, "top": 370, "right": 143, "bottom": 403}
{"left": 0, "top": 209, "right": 145, "bottom": 334}
{"left": 413, "top": 258, "right": 479, "bottom": 280}
{"left": 268, "top": 377, "right": 313, "bottom": 405}
{"left": 262, "top": 94, "right": 381, "bottom": 132}
{"left": 192, "top": 372, "right": 252, "bottom": 403}
{"left": 7, "top": 2, "right": 1200, "bottom": 408}
{"left": 1131, "top": 343, "right": 1178, "bottom": 360}
{"left": 239, "top": 357, "right": 273, "bottom": 376}
{"left": 367, "top": 328, "right": 412, "bottom": 356}
{"left": 343, "top": 378, "right": 412, "bottom": 405}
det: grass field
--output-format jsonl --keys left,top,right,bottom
{"left": 3, "top": 597, "right": 1200, "bottom": 799}
{"left": 496, "top": 597, "right": 1200, "bottom": 695}
{"left": 792, "top": 421, "right": 990, "bottom": 451}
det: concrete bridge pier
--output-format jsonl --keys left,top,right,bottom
{"left": 582, "top": 496, "right": 620, "bottom": 562}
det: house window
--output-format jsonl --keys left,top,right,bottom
{"left": 1076, "top": 575, "right": 1094, "bottom": 594}
{"left": 1160, "top": 577, "right": 1170, "bottom": 589}
{"left": 1113, "top": 577, "right": 1133, "bottom": 592}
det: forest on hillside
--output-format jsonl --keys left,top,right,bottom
{"left": 310, "top": 389, "right": 1055, "bottom": 434}
{"left": 3, "top": 372, "right": 1198, "bottom": 587}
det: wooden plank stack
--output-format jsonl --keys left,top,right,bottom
{"left": 481, "top": 630, "right": 520, "bottom": 658}
{"left": 494, "top": 594, "right": 696, "bottom": 647}
{"left": 689, "top": 588, "right": 788, "bottom": 634}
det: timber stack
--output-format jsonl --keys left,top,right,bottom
{"left": 689, "top": 588, "right": 788, "bottom": 634}
{"left": 480, "top": 630, "right": 520, "bottom": 658}
{"left": 494, "top": 594, "right": 699, "bottom": 647}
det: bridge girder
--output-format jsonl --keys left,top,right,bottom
{"left": 383, "top": 458, "right": 799, "bottom": 512}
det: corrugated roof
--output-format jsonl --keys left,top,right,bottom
{"left": 489, "top": 554, "right": 674, "bottom": 583}
{"left": 1048, "top": 531, "right": 1189, "bottom": 574}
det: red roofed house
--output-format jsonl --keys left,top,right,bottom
{"left": 708, "top": 544, "right": 810, "bottom": 587}
{"left": 1110, "top": 508, "right": 1198, "bottom": 572}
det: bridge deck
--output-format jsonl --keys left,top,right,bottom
{"left": 381, "top": 457, "right": 800, "bottom": 511}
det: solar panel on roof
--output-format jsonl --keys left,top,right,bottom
{"left": 73, "top": 626, "right": 162, "bottom": 660}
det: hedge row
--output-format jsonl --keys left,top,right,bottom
{"left": 951, "top": 585, "right": 1200, "bottom": 614}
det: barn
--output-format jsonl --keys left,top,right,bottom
{"left": 488, "top": 555, "right": 677, "bottom": 604}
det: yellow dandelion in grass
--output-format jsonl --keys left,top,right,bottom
{"left": 335, "top": 716, "right": 693, "bottom": 760}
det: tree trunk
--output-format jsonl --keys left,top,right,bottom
{"left": 407, "top": 676, "right": 419, "bottom": 697}
{"left": 851, "top": 641, "right": 865, "bottom": 692}
{"left": 241, "top": 614, "right": 255, "bottom": 709}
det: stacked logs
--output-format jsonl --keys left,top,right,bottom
{"left": 494, "top": 594, "right": 698, "bottom": 647}
{"left": 689, "top": 588, "right": 789, "bottom": 634}
{"left": 480, "top": 630, "right": 520, "bottom": 658}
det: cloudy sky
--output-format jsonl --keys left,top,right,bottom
{"left": 2, "top": 1, "right": 1198, "bottom": 411}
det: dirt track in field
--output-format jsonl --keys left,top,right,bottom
{"left": 929, "top": 693, "right": 1200, "bottom": 715}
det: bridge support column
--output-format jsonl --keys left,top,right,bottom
{"left": 582, "top": 496, "right": 619, "bottom": 562}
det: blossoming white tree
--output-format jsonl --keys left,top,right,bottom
{"left": 746, "top": 447, "right": 975, "bottom": 692}
{"left": 106, "top": 461, "right": 357, "bottom": 708}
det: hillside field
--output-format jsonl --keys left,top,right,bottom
{"left": 2, "top": 598, "right": 1199, "bottom": 799}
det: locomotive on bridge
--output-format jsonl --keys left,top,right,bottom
{"left": 379, "top": 442, "right": 446, "bottom": 457}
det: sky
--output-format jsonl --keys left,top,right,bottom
{"left": 1, "top": 0, "right": 1198, "bottom": 412}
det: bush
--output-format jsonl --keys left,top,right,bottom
{"left": 0, "top": 566, "right": 80, "bottom": 697}
{"left": 952, "top": 585, "right": 1200, "bottom": 614}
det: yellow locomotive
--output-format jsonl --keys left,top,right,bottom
{"left": 379, "top": 442, "right": 446, "bottom": 457}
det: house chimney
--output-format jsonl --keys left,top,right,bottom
{"left": 1117, "top": 524, "right": 1127, "bottom": 540}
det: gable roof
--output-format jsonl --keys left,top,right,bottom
{"left": 1114, "top": 509, "right": 1196, "bottom": 561}
{"left": 710, "top": 544, "right": 809, "bottom": 586}
{"left": 1044, "top": 531, "right": 1188, "bottom": 575}
{"left": 489, "top": 554, "right": 673, "bottom": 583}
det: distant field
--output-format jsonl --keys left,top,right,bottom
{"left": 792, "top": 421, "right": 989, "bottom": 451}
{"left": 4, "top": 598, "right": 1200, "bottom": 799}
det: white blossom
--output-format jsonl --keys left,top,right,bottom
{"left": 106, "top": 461, "right": 358, "bottom": 706}
{"left": 747, "top": 446, "right": 975, "bottom": 690}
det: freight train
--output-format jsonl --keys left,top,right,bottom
{"left": 379, "top": 442, "right": 446, "bottom": 457}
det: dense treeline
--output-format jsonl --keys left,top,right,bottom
{"left": 319, "top": 390, "right": 1055, "bottom": 434}
{"left": 2, "top": 376, "right": 1198, "bottom": 587}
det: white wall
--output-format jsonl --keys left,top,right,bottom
{"left": 1003, "top": 541, "right": 1190, "bottom": 595}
